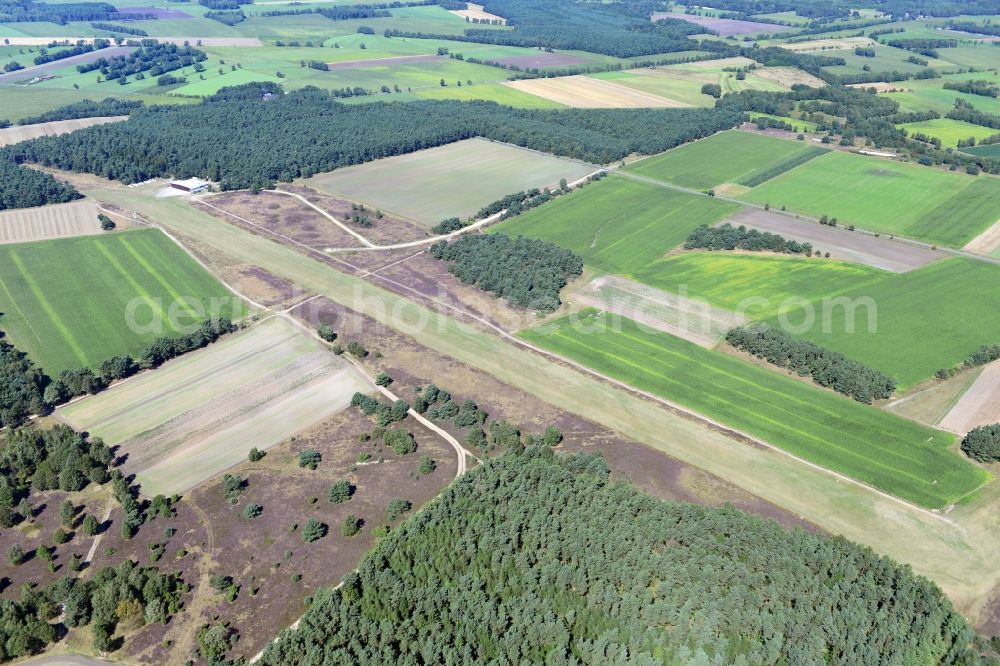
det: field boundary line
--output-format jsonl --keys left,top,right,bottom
{"left": 95, "top": 204, "right": 269, "bottom": 312}
{"left": 277, "top": 310, "right": 476, "bottom": 478}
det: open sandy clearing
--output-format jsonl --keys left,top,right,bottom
{"left": 504, "top": 76, "right": 686, "bottom": 108}
{"left": 753, "top": 66, "right": 826, "bottom": 88}
{"left": 0, "top": 116, "right": 126, "bottom": 147}
{"left": 781, "top": 37, "right": 875, "bottom": 52}
{"left": 573, "top": 275, "right": 747, "bottom": 347}
{"left": 58, "top": 316, "right": 368, "bottom": 497}
{"left": 304, "top": 137, "right": 595, "bottom": 224}
{"left": 721, "top": 209, "right": 943, "bottom": 273}
{"left": 939, "top": 360, "right": 1000, "bottom": 435}
{"left": 0, "top": 199, "right": 105, "bottom": 244}
{"left": 964, "top": 218, "right": 1000, "bottom": 255}
{"left": 450, "top": 2, "right": 506, "bottom": 23}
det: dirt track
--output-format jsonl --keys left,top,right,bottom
{"left": 939, "top": 360, "right": 1000, "bottom": 435}
{"left": 720, "top": 208, "right": 943, "bottom": 272}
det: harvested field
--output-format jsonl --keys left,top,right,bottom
{"left": 720, "top": 208, "right": 943, "bottom": 272}
{"left": 0, "top": 116, "right": 126, "bottom": 146}
{"left": 58, "top": 316, "right": 368, "bottom": 497}
{"left": 573, "top": 275, "right": 747, "bottom": 347}
{"left": 0, "top": 198, "right": 105, "bottom": 244}
{"left": 326, "top": 54, "right": 445, "bottom": 70}
{"left": 491, "top": 52, "right": 589, "bottom": 68}
{"left": 0, "top": 47, "right": 132, "bottom": 83}
{"left": 939, "top": 360, "right": 1000, "bottom": 435}
{"left": 504, "top": 75, "right": 686, "bottom": 108}
{"left": 651, "top": 12, "right": 778, "bottom": 35}
{"left": 964, "top": 218, "right": 1000, "bottom": 255}
{"left": 305, "top": 137, "right": 595, "bottom": 224}
{"left": 450, "top": 2, "right": 506, "bottom": 23}
{"left": 780, "top": 37, "right": 875, "bottom": 51}
{"left": 112, "top": 5, "right": 193, "bottom": 18}
{"left": 753, "top": 66, "right": 826, "bottom": 88}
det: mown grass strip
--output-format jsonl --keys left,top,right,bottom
{"left": 738, "top": 145, "right": 828, "bottom": 187}
{"left": 520, "top": 310, "right": 989, "bottom": 508}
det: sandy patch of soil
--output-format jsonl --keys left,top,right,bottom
{"left": 939, "top": 360, "right": 1000, "bottom": 435}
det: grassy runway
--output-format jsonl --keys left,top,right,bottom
{"left": 520, "top": 310, "right": 988, "bottom": 509}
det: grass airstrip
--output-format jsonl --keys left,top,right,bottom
{"left": 0, "top": 228, "right": 245, "bottom": 375}
{"left": 520, "top": 309, "right": 988, "bottom": 509}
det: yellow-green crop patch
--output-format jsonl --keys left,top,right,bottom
{"left": 0, "top": 229, "right": 246, "bottom": 375}
{"left": 520, "top": 310, "right": 988, "bottom": 509}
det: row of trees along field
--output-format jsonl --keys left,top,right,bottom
{"left": 430, "top": 233, "right": 582, "bottom": 313}
{"left": 260, "top": 448, "right": 985, "bottom": 665}
{"left": 75, "top": 42, "right": 207, "bottom": 81}
{"left": 3, "top": 84, "right": 743, "bottom": 191}
{"left": 0, "top": 319, "right": 234, "bottom": 428}
{"left": 726, "top": 324, "right": 896, "bottom": 403}
{"left": 716, "top": 86, "right": 1000, "bottom": 174}
{"left": 684, "top": 223, "right": 814, "bottom": 255}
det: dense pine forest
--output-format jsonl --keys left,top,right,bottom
{"left": 4, "top": 85, "right": 743, "bottom": 191}
{"left": 430, "top": 234, "right": 582, "bottom": 312}
{"left": 0, "top": 160, "right": 80, "bottom": 211}
{"left": 261, "top": 449, "right": 978, "bottom": 665}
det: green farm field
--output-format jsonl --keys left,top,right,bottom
{"left": 520, "top": 310, "right": 987, "bottom": 509}
{"left": 632, "top": 252, "right": 886, "bottom": 319}
{"left": 742, "top": 151, "right": 1000, "bottom": 246}
{"left": 886, "top": 73, "right": 1000, "bottom": 117}
{"left": 789, "top": 257, "right": 1000, "bottom": 390}
{"left": 964, "top": 143, "right": 1000, "bottom": 159}
{"left": 0, "top": 229, "right": 245, "bottom": 375}
{"left": 492, "top": 175, "right": 739, "bottom": 274}
{"left": 899, "top": 118, "right": 1000, "bottom": 147}
{"left": 626, "top": 130, "right": 828, "bottom": 190}
{"left": 304, "top": 137, "right": 595, "bottom": 224}
{"left": 631, "top": 252, "right": 1000, "bottom": 389}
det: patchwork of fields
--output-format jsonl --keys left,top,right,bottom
{"left": 742, "top": 151, "right": 1000, "bottom": 247}
{"left": 626, "top": 130, "right": 828, "bottom": 190}
{"left": 521, "top": 310, "right": 987, "bottom": 509}
{"left": 492, "top": 175, "right": 739, "bottom": 274}
{"left": 0, "top": 229, "right": 245, "bottom": 374}
{"left": 58, "top": 316, "right": 368, "bottom": 497}
{"left": 305, "top": 137, "right": 595, "bottom": 224}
